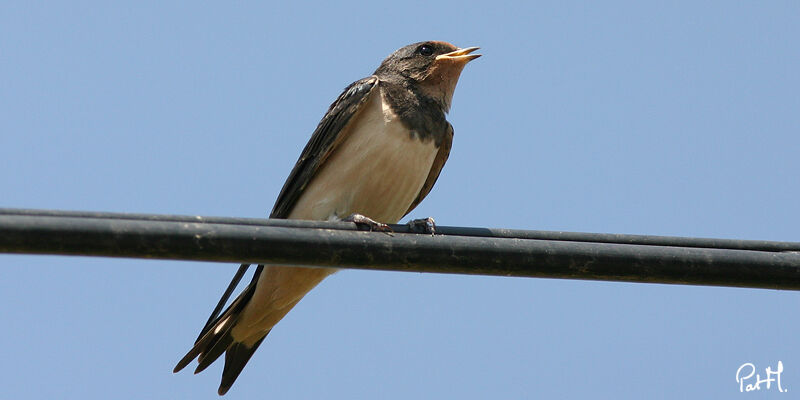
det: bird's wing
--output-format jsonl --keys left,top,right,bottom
{"left": 403, "top": 122, "right": 454, "bottom": 216}
{"left": 270, "top": 76, "right": 380, "bottom": 219}
{"left": 175, "top": 77, "right": 381, "bottom": 394}
{"left": 189, "top": 76, "right": 379, "bottom": 340}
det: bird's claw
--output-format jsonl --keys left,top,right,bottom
{"left": 407, "top": 217, "right": 436, "bottom": 235}
{"left": 344, "top": 213, "right": 394, "bottom": 235}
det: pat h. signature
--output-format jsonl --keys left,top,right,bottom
{"left": 736, "top": 361, "right": 786, "bottom": 393}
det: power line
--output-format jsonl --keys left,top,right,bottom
{"left": 1, "top": 208, "right": 799, "bottom": 290}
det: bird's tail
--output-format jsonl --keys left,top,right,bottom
{"left": 174, "top": 265, "right": 267, "bottom": 395}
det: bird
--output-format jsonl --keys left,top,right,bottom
{"left": 173, "top": 40, "right": 480, "bottom": 395}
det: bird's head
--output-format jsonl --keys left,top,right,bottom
{"left": 375, "top": 41, "right": 480, "bottom": 112}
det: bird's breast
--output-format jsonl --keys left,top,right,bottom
{"left": 289, "top": 87, "right": 439, "bottom": 223}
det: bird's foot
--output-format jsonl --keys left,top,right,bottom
{"left": 343, "top": 213, "right": 394, "bottom": 235}
{"left": 407, "top": 217, "right": 436, "bottom": 235}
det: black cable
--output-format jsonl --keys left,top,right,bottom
{"left": 1, "top": 208, "right": 799, "bottom": 291}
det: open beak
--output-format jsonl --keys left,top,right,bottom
{"left": 435, "top": 46, "right": 481, "bottom": 63}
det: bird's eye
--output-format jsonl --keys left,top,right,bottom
{"left": 418, "top": 45, "right": 434, "bottom": 56}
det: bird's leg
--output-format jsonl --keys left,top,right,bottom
{"left": 343, "top": 213, "right": 394, "bottom": 235}
{"left": 406, "top": 217, "right": 436, "bottom": 235}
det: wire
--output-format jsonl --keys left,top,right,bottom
{"left": 1, "top": 208, "right": 799, "bottom": 291}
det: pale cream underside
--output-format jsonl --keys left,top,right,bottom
{"left": 230, "top": 85, "right": 439, "bottom": 345}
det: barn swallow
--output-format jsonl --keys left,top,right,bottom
{"left": 173, "top": 41, "right": 480, "bottom": 395}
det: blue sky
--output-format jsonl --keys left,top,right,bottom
{"left": 1, "top": 1, "right": 799, "bottom": 399}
